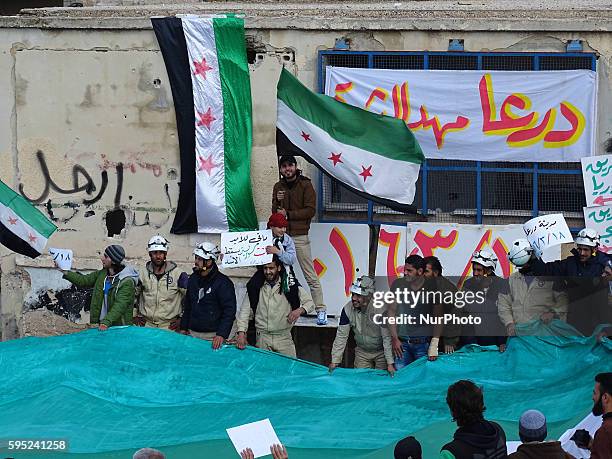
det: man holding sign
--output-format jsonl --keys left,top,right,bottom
{"left": 528, "top": 227, "right": 611, "bottom": 335}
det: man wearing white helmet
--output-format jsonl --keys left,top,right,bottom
{"left": 527, "top": 228, "right": 611, "bottom": 335}
{"left": 180, "top": 241, "right": 237, "bottom": 349}
{"left": 328, "top": 274, "right": 395, "bottom": 376}
{"left": 497, "top": 239, "right": 568, "bottom": 336}
{"left": 461, "top": 249, "right": 508, "bottom": 352}
{"left": 135, "top": 235, "right": 188, "bottom": 330}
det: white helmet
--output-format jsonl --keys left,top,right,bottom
{"left": 575, "top": 228, "right": 599, "bottom": 247}
{"left": 471, "top": 249, "right": 498, "bottom": 270}
{"left": 508, "top": 239, "right": 533, "bottom": 267}
{"left": 193, "top": 241, "right": 220, "bottom": 260}
{"left": 349, "top": 274, "right": 375, "bottom": 296}
{"left": 147, "top": 235, "right": 169, "bottom": 252}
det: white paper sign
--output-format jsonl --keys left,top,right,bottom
{"left": 226, "top": 418, "right": 281, "bottom": 459}
{"left": 523, "top": 214, "right": 572, "bottom": 258}
{"left": 581, "top": 154, "right": 612, "bottom": 207}
{"left": 48, "top": 247, "right": 73, "bottom": 271}
{"left": 221, "top": 230, "right": 273, "bottom": 268}
{"left": 583, "top": 205, "right": 612, "bottom": 253}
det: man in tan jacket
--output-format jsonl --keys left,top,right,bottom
{"left": 235, "top": 256, "right": 315, "bottom": 357}
{"left": 272, "top": 154, "right": 327, "bottom": 324}
{"left": 498, "top": 239, "right": 568, "bottom": 336}
{"left": 328, "top": 275, "right": 395, "bottom": 376}
{"left": 135, "top": 235, "right": 187, "bottom": 330}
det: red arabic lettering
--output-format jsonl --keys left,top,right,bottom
{"left": 479, "top": 73, "right": 586, "bottom": 148}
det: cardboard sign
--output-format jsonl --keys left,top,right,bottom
{"left": 48, "top": 247, "right": 73, "bottom": 271}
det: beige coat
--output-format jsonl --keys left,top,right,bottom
{"left": 330, "top": 300, "right": 394, "bottom": 365}
{"left": 137, "top": 261, "right": 186, "bottom": 325}
{"left": 497, "top": 272, "right": 568, "bottom": 326}
{"left": 237, "top": 279, "right": 315, "bottom": 334}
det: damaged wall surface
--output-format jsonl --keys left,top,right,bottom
{"left": 0, "top": 2, "right": 611, "bottom": 341}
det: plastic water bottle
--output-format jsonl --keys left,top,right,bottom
{"left": 316, "top": 310, "right": 328, "bottom": 326}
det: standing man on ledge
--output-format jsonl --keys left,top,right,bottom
{"left": 272, "top": 154, "right": 327, "bottom": 324}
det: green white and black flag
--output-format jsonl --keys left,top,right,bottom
{"left": 152, "top": 16, "right": 258, "bottom": 233}
{"left": 276, "top": 68, "right": 424, "bottom": 211}
{"left": 0, "top": 179, "right": 57, "bottom": 258}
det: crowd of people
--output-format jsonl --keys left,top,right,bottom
{"left": 130, "top": 372, "right": 612, "bottom": 459}
{"left": 52, "top": 154, "right": 611, "bottom": 458}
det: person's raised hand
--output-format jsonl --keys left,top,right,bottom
{"left": 271, "top": 444, "right": 288, "bottom": 459}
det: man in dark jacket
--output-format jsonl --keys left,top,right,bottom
{"left": 440, "top": 380, "right": 507, "bottom": 459}
{"left": 272, "top": 154, "right": 327, "bottom": 324}
{"left": 509, "top": 409, "right": 574, "bottom": 458}
{"left": 461, "top": 250, "right": 508, "bottom": 352}
{"left": 180, "top": 242, "right": 236, "bottom": 350}
{"left": 59, "top": 244, "right": 138, "bottom": 330}
{"left": 528, "top": 228, "right": 611, "bottom": 335}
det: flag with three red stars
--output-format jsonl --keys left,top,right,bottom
{"left": 0, "top": 178, "right": 56, "bottom": 258}
{"left": 152, "top": 16, "right": 257, "bottom": 233}
{"left": 276, "top": 68, "right": 424, "bottom": 211}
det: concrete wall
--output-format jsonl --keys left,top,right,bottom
{"left": 0, "top": 5, "right": 611, "bottom": 341}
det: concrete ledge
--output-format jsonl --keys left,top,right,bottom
{"left": 0, "top": 3, "right": 610, "bottom": 32}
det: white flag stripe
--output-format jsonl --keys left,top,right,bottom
{"left": 0, "top": 201, "right": 47, "bottom": 253}
{"left": 182, "top": 18, "right": 229, "bottom": 233}
{"left": 277, "top": 100, "right": 420, "bottom": 205}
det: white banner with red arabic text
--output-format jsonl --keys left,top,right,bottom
{"left": 325, "top": 67, "right": 596, "bottom": 162}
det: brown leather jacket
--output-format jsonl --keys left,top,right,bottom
{"left": 271, "top": 172, "right": 316, "bottom": 237}
{"left": 591, "top": 413, "right": 612, "bottom": 459}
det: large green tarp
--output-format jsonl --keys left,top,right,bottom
{"left": 0, "top": 323, "right": 610, "bottom": 458}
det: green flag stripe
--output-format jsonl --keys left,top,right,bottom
{"left": 0, "top": 179, "right": 56, "bottom": 238}
{"left": 213, "top": 17, "right": 258, "bottom": 232}
{"left": 277, "top": 69, "right": 424, "bottom": 164}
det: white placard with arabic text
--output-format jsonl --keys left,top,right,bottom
{"left": 581, "top": 154, "right": 612, "bottom": 207}
{"left": 221, "top": 230, "right": 273, "bottom": 268}
{"left": 523, "top": 214, "right": 572, "bottom": 258}
{"left": 583, "top": 205, "right": 612, "bottom": 253}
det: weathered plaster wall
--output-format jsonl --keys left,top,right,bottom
{"left": 0, "top": 12, "right": 610, "bottom": 340}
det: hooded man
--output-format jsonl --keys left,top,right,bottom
{"left": 272, "top": 154, "right": 327, "bottom": 325}
{"left": 329, "top": 274, "right": 395, "bottom": 376}
{"left": 440, "top": 380, "right": 507, "bottom": 459}
{"left": 58, "top": 244, "right": 139, "bottom": 330}
{"left": 509, "top": 410, "right": 574, "bottom": 458}
{"left": 526, "top": 228, "right": 611, "bottom": 336}
{"left": 498, "top": 239, "right": 568, "bottom": 336}
{"left": 135, "top": 235, "right": 188, "bottom": 330}
{"left": 179, "top": 242, "right": 237, "bottom": 350}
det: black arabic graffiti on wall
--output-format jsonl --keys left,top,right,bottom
{"left": 19, "top": 150, "right": 123, "bottom": 207}
{"left": 19, "top": 150, "right": 171, "bottom": 228}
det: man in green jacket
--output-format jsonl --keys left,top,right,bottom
{"left": 57, "top": 245, "right": 139, "bottom": 330}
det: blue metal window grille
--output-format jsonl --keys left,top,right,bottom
{"left": 316, "top": 51, "right": 596, "bottom": 229}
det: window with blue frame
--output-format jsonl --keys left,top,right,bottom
{"left": 317, "top": 51, "right": 595, "bottom": 228}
